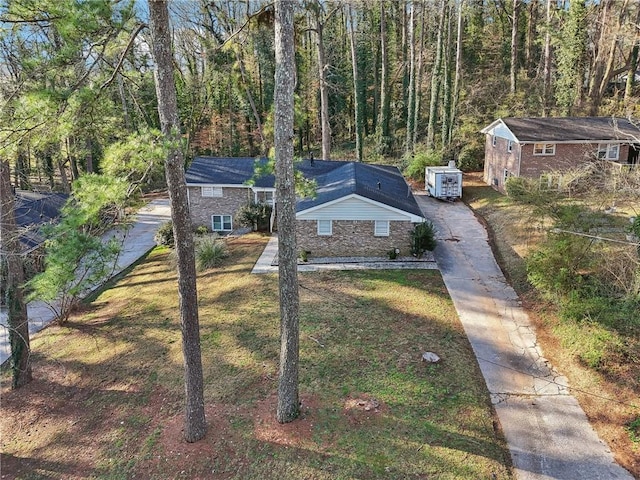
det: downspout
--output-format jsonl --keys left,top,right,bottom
{"left": 517, "top": 143, "right": 523, "bottom": 177}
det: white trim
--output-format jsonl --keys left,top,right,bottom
{"left": 597, "top": 143, "right": 620, "bottom": 160}
{"left": 317, "top": 219, "right": 332, "bottom": 236}
{"left": 297, "top": 193, "right": 424, "bottom": 223}
{"left": 186, "top": 183, "right": 251, "bottom": 189}
{"left": 212, "top": 214, "right": 233, "bottom": 232}
{"left": 374, "top": 220, "right": 390, "bottom": 236}
{"left": 533, "top": 143, "right": 556, "bottom": 155}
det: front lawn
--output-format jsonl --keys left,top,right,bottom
{"left": 1, "top": 233, "right": 511, "bottom": 479}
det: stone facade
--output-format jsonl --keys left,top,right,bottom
{"left": 484, "top": 135, "right": 632, "bottom": 194}
{"left": 296, "top": 219, "right": 415, "bottom": 257}
{"left": 188, "top": 186, "right": 253, "bottom": 230}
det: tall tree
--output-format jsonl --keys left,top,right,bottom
{"left": 555, "top": 0, "right": 587, "bottom": 115}
{"left": 147, "top": 0, "right": 206, "bottom": 443}
{"left": 376, "top": 0, "right": 391, "bottom": 154}
{"left": 510, "top": 0, "right": 520, "bottom": 94}
{"left": 274, "top": 0, "right": 301, "bottom": 424}
{"left": 426, "top": 0, "right": 446, "bottom": 150}
{"left": 348, "top": 4, "right": 363, "bottom": 162}
{"left": 405, "top": 0, "right": 416, "bottom": 154}
{"left": 542, "top": 0, "right": 554, "bottom": 116}
{"left": 0, "top": 160, "right": 32, "bottom": 388}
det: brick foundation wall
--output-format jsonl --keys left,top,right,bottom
{"left": 188, "top": 186, "right": 252, "bottom": 230}
{"left": 296, "top": 220, "right": 415, "bottom": 257}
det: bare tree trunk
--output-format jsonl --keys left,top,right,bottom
{"left": 542, "top": 0, "right": 553, "bottom": 116}
{"left": 427, "top": 0, "right": 446, "bottom": 150}
{"left": 413, "top": 1, "right": 426, "bottom": 147}
{"left": 314, "top": 7, "right": 332, "bottom": 160}
{"left": 510, "top": 0, "right": 520, "bottom": 94}
{"left": 348, "top": 5, "right": 363, "bottom": 162}
{"left": 525, "top": 1, "right": 538, "bottom": 77}
{"left": 450, "top": 0, "right": 464, "bottom": 146}
{"left": 1, "top": 160, "right": 32, "bottom": 389}
{"left": 624, "top": 41, "right": 639, "bottom": 114}
{"left": 405, "top": 0, "right": 416, "bottom": 154}
{"left": 148, "top": 0, "right": 206, "bottom": 443}
{"left": 235, "top": 49, "right": 267, "bottom": 155}
{"left": 377, "top": 0, "right": 391, "bottom": 153}
{"left": 274, "top": 0, "right": 300, "bottom": 425}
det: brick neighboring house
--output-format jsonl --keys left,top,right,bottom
{"left": 480, "top": 117, "right": 640, "bottom": 193}
{"left": 184, "top": 157, "right": 425, "bottom": 257}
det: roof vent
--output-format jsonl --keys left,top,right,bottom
{"left": 377, "top": 181, "right": 381, "bottom": 190}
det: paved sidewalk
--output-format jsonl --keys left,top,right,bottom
{"left": 415, "top": 192, "right": 633, "bottom": 480}
{"left": 0, "top": 198, "right": 171, "bottom": 366}
{"left": 251, "top": 234, "right": 438, "bottom": 274}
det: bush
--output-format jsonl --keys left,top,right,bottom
{"left": 237, "top": 202, "right": 272, "bottom": 231}
{"left": 457, "top": 142, "right": 484, "bottom": 172}
{"left": 195, "top": 236, "right": 228, "bottom": 271}
{"left": 155, "top": 221, "right": 174, "bottom": 247}
{"left": 404, "top": 146, "right": 443, "bottom": 181}
{"left": 194, "top": 225, "right": 209, "bottom": 235}
{"left": 411, "top": 221, "right": 437, "bottom": 256}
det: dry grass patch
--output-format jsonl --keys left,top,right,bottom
{"left": 2, "top": 233, "right": 511, "bottom": 479}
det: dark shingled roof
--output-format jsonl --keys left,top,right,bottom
{"left": 14, "top": 190, "right": 68, "bottom": 250}
{"left": 501, "top": 117, "right": 640, "bottom": 143}
{"left": 185, "top": 157, "right": 423, "bottom": 218}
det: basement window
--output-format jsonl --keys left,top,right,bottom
{"left": 212, "top": 214, "right": 232, "bottom": 232}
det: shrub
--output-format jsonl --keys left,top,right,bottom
{"left": 404, "top": 146, "right": 443, "bottom": 181}
{"left": 195, "top": 236, "right": 228, "bottom": 271}
{"left": 411, "top": 221, "right": 437, "bottom": 256}
{"left": 194, "top": 225, "right": 209, "bottom": 235}
{"left": 154, "top": 221, "right": 174, "bottom": 247}
{"left": 457, "top": 142, "right": 484, "bottom": 172}
{"left": 237, "top": 202, "right": 272, "bottom": 231}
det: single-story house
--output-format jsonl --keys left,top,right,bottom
{"left": 480, "top": 117, "right": 640, "bottom": 193}
{"left": 184, "top": 157, "right": 425, "bottom": 257}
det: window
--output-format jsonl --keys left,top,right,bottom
{"left": 264, "top": 191, "right": 274, "bottom": 206}
{"left": 492, "top": 135, "right": 497, "bottom": 147}
{"left": 202, "top": 186, "right": 222, "bottom": 197}
{"left": 317, "top": 220, "right": 332, "bottom": 236}
{"left": 597, "top": 143, "right": 619, "bottom": 160}
{"left": 255, "top": 190, "right": 275, "bottom": 206}
{"left": 533, "top": 143, "right": 556, "bottom": 156}
{"left": 212, "top": 215, "right": 232, "bottom": 232}
{"left": 374, "top": 220, "right": 390, "bottom": 237}
{"left": 503, "top": 169, "right": 513, "bottom": 183}
{"left": 507, "top": 140, "right": 513, "bottom": 152}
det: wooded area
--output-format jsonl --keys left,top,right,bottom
{"left": 1, "top": 0, "right": 639, "bottom": 192}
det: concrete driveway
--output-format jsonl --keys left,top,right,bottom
{"left": 0, "top": 198, "right": 171, "bottom": 366}
{"left": 415, "top": 191, "right": 633, "bottom": 480}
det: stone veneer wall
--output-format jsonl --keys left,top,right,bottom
{"left": 296, "top": 220, "right": 415, "bottom": 257}
{"left": 188, "top": 186, "right": 252, "bottom": 230}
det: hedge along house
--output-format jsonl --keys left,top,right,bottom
{"left": 184, "top": 157, "right": 425, "bottom": 257}
{"left": 481, "top": 117, "right": 640, "bottom": 193}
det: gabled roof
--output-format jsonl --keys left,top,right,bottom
{"left": 481, "top": 117, "right": 640, "bottom": 143}
{"left": 185, "top": 156, "right": 424, "bottom": 219}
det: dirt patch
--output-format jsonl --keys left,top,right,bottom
{"left": 342, "top": 394, "right": 388, "bottom": 426}
{"left": 253, "top": 393, "right": 318, "bottom": 448}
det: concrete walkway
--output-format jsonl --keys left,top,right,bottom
{"left": 0, "top": 198, "right": 171, "bottom": 366}
{"left": 414, "top": 192, "right": 633, "bottom": 480}
{"left": 251, "top": 234, "right": 438, "bottom": 274}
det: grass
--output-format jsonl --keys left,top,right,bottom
{"left": 462, "top": 172, "right": 640, "bottom": 477}
{"left": 1, "top": 233, "right": 511, "bottom": 479}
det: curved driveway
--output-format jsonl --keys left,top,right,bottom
{"left": 415, "top": 191, "right": 633, "bottom": 480}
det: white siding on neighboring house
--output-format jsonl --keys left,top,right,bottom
{"left": 296, "top": 195, "right": 422, "bottom": 222}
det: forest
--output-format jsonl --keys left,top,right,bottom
{"left": 1, "top": 0, "right": 639, "bottom": 192}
